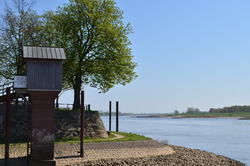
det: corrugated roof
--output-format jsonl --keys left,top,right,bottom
{"left": 23, "top": 46, "right": 66, "bottom": 60}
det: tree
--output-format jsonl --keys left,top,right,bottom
{"left": 174, "top": 110, "right": 180, "bottom": 115}
{"left": 43, "top": 0, "right": 137, "bottom": 110}
{"left": 186, "top": 107, "right": 201, "bottom": 114}
{"left": 0, "top": 0, "right": 41, "bottom": 83}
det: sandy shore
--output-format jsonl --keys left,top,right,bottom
{"left": 64, "top": 143, "right": 245, "bottom": 166}
{"left": 0, "top": 137, "right": 245, "bottom": 166}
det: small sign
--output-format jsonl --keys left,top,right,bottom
{"left": 14, "top": 76, "right": 27, "bottom": 89}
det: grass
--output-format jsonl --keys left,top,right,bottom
{"left": 56, "top": 132, "right": 151, "bottom": 144}
{"left": 179, "top": 112, "right": 250, "bottom": 117}
{"left": 0, "top": 132, "right": 151, "bottom": 146}
{"left": 115, "top": 132, "right": 151, "bottom": 141}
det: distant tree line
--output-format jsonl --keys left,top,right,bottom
{"left": 186, "top": 107, "right": 201, "bottom": 114}
{"left": 209, "top": 106, "right": 250, "bottom": 113}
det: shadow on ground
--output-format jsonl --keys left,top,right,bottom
{"left": 0, "top": 157, "right": 28, "bottom": 166}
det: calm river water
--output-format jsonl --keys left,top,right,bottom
{"left": 101, "top": 116, "right": 250, "bottom": 165}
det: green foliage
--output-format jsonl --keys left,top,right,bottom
{"left": 115, "top": 132, "right": 151, "bottom": 142}
{"left": 209, "top": 106, "right": 250, "bottom": 113}
{"left": 55, "top": 132, "right": 151, "bottom": 144}
{"left": 41, "top": 0, "right": 137, "bottom": 93}
{"left": 0, "top": 0, "right": 137, "bottom": 110}
{"left": 186, "top": 107, "right": 201, "bottom": 114}
{"left": 174, "top": 110, "right": 180, "bottom": 115}
{"left": 0, "top": 132, "right": 151, "bottom": 145}
{"left": 55, "top": 108, "right": 71, "bottom": 111}
{"left": 0, "top": 0, "right": 41, "bottom": 83}
{"left": 180, "top": 112, "right": 250, "bottom": 117}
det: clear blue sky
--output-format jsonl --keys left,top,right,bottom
{"left": 1, "top": 0, "right": 250, "bottom": 113}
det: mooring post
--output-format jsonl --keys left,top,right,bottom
{"left": 80, "top": 91, "right": 85, "bottom": 157}
{"left": 116, "top": 101, "right": 119, "bottom": 132}
{"left": 109, "top": 101, "right": 112, "bottom": 132}
{"left": 4, "top": 87, "right": 11, "bottom": 166}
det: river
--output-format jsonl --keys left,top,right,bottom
{"left": 101, "top": 116, "right": 250, "bottom": 165}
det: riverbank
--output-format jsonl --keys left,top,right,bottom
{"left": 66, "top": 143, "right": 245, "bottom": 166}
{"left": 0, "top": 133, "right": 245, "bottom": 166}
{"left": 57, "top": 133, "right": 245, "bottom": 166}
{"left": 136, "top": 112, "right": 250, "bottom": 120}
{"left": 172, "top": 115, "right": 250, "bottom": 120}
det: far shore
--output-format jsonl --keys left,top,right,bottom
{"left": 135, "top": 115, "right": 250, "bottom": 120}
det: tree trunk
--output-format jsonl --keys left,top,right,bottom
{"left": 73, "top": 77, "right": 82, "bottom": 111}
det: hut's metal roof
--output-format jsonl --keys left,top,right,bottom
{"left": 23, "top": 46, "right": 66, "bottom": 60}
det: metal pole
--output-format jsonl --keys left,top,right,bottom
{"left": 4, "top": 88, "right": 11, "bottom": 166}
{"left": 109, "top": 101, "right": 112, "bottom": 132}
{"left": 80, "top": 91, "right": 85, "bottom": 157}
{"left": 116, "top": 101, "right": 119, "bottom": 132}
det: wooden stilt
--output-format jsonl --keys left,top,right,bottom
{"left": 4, "top": 88, "right": 11, "bottom": 166}
{"left": 80, "top": 91, "right": 85, "bottom": 157}
{"left": 116, "top": 101, "right": 119, "bottom": 132}
{"left": 109, "top": 101, "right": 112, "bottom": 132}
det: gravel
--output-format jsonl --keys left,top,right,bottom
{"left": 66, "top": 145, "right": 245, "bottom": 166}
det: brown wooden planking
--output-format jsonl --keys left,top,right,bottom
{"left": 26, "top": 60, "right": 62, "bottom": 90}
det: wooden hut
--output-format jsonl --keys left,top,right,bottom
{"left": 23, "top": 46, "right": 66, "bottom": 90}
{"left": 23, "top": 46, "right": 66, "bottom": 166}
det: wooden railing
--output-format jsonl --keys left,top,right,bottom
{"left": 57, "top": 103, "right": 91, "bottom": 110}
{"left": 0, "top": 82, "right": 14, "bottom": 97}
{"left": 58, "top": 103, "right": 73, "bottom": 109}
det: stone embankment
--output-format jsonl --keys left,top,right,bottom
{"left": 0, "top": 104, "right": 108, "bottom": 141}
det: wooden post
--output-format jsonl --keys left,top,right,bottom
{"left": 80, "top": 91, "right": 85, "bottom": 157}
{"left": 109, "top": 101, "right": 112, "bottom": 132}
{"left": 55, "top": 96, "right": 59, "bottom": 109}
{"left": 116, "top": 101, "right": 119, "bottom": 132}
{"left": 4, "top": 88, "right": 11, "bottom": 166}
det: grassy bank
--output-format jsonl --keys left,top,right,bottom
{"left": 178, "top": 112, "right": 250, "bottom": 118}
{"left": 56, "top": 132, "right": 151, "bottom": 144}
{"left": 0, "top": 132, "right": 151, "bottom": 145}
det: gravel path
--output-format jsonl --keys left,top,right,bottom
{"left": 0, "top": 140, "right": 245, "bottom": 166}
{"left": 69, "top": 145, "right": 245, "bottom": 166}
{"left": 56, "top": 140, "right": 174, "bottom": 165}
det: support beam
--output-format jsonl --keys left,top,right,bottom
{"left": 116, "top": 101, "right": 119, "bottom": 132}
{"left": 80, "top": 91, "right": 85, "bottom": 157}
{"left": 29, "top": 91, "right": 59, "bottom": 166}
{"left": 109, "top": 101, "right": 112, "bottom": 132}
{"left": 55, "top": 96, "right": 59, "bottom": 109}
{"left": 4, "top": 88, "right": 11, "bottom": 166}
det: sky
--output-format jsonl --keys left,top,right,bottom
{"left": 1, "top": 0, "right": 250, "bottom": 113}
